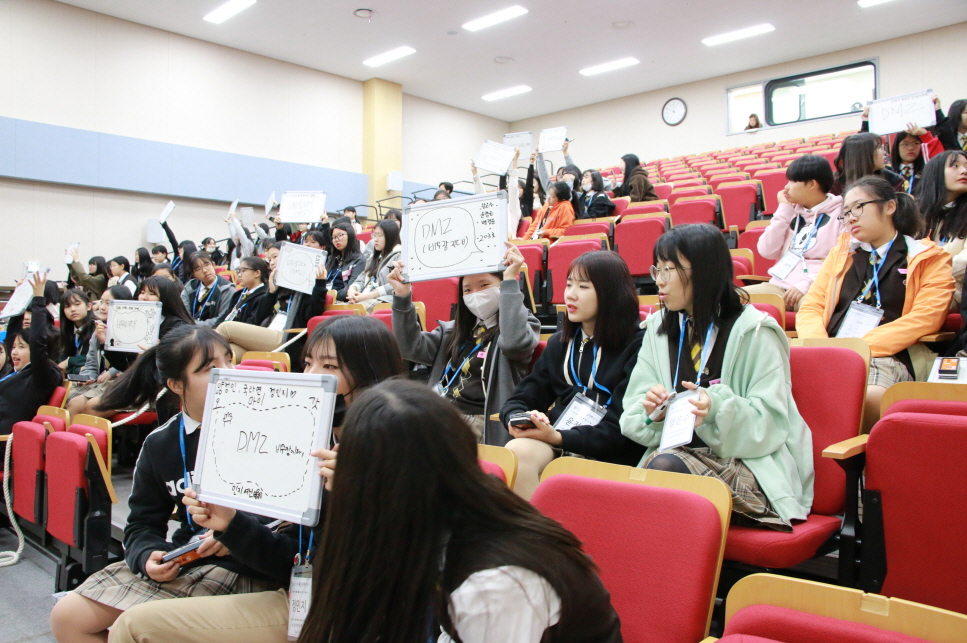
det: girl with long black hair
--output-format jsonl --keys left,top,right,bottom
{"left": 937, "top": 99, "right": 967, "bottom": 152}
{"left": 57, "top": 288, "right": 95, "bottom": 376}
{"left": 916, "top": 151, "right": 967, "bottom": 308}
{"left": 832, "top": 132, "right": 906, "bottom": 195}
{"left": 131, "top": 247, "right": 154, "bottom": 283}
{"left": 67, "top": 248, "right": 110, "bottom": 299}
{"left": 326, "top": 221, "right": 365, "bottom": 302}
{"left": 612, "top": 153, "right": 658, "bottom": 202}
{"left": 347, "top": 219, "right": 402, "bottom": 312}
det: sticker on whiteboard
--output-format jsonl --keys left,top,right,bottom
{"left": 105, "top": 300, "right": 162, "bottom": 353}
{"left": 274, "top": 242, "right": 327, "bottom": 295}
{"left": 193, "top": 369, "right": 337, "bottom": 525}
{"left": 868, "top": 89, "right": 936, "bottom": 134}
{"left": 401, "top": 192, "right": 509, "bottom": 283}
{"left": 280, "top": 191, "right": 327, "bottom": 223}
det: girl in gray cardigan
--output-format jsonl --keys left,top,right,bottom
{"left": 348, "top": 219, "right": 402, "bottom": 312}
{"left": 388, "top": 243, "right": 540, "bottom": 445}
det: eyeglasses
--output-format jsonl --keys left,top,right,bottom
{"left": 838, "top": 199, "right": 886, "bottom": 223}
{"left": 237, "top": 267, "right": 255, "bottom": 273}
{"left": 649, "top": 265, "right": 683, "bottom": 282}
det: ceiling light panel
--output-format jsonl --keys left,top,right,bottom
{"left": 702, "top": 23, "right": 775, "bottom": 47}
{"left": 580, "top": 57, "right": 639, "bottom": 76}
{"left": 463, "top": 5, "right": 528, "bottom": 32}
{"left": 363, "top": 46, "right": 416, "bottom": 67}
{"left": 203, "top": 0, "right": 256, "bottom": 24}
{"left": 857, "top": 0, "right": 897, "bottom": 7}
{"left": 482, "top": 85, "right": 532, "bottom": 101}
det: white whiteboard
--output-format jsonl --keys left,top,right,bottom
{"left": 402, "top": 192, "right": 508, "bottom": 283}
{"left": 280, "top": 191, "right": 327, "bottom": 223}
{"left": 474, "top": 140, "right": 516, "bottom": 176}
{"left": 538, "top": 126, "right": 568, "bottom": 153}
{"left": 274, "top": 241, "right": 327, "bottom": 294}
{"left": 868, "top": 89, "right": 936, "bottom": 134}
{"left": 503, "top": 131, "right": 533, "bottom": 159}
{"left": 0, "top": 282, "right": 33, "bottom": 319}
{"left": 104, "top": 300, "right": 162, "bottom": 353}
{"left": 194, "top": 369, "right": 337, "bottom": 525}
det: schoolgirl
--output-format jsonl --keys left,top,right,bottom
{"left": 66, "top": 250, "right": 109, "bottom": 299}
{"left": 347, "top": 220, "right": 402, "bottom": 312}
{"left": 832, "top": 132, "right": 907, "bottom": 195}
{"left": 180, "top": 252, "right": 235, "bottom": 328}
{"left": 108, "top": 256, "right": 138, "bottom": 295}
{"left": 57, "top": 288, "right": 95, "bottom": 376}
{"left": 581, "top": 170, "right": 617, "bottom": 219}
{"left": 326, "top": 222, "right": 366, "bottom": 302}
{"left": 916, "top": 151, "right": 967, "bottom": 307}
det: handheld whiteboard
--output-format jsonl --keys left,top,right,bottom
{"left": 274, "top": 241, "right": 328, "bottom": 294}
{"left": 503, "top": 131, "right": 533, "bottom": 159}
{"left": 538, "top": 126, "right": 567, "bottom": 153}
{"left": 193, "top": 369, "right": 337, "bottom": 525}
{"left": 868, "top": 89, "right": 936, "bottom": 134}
{"left": 104, "top": 300, "right": 162, "bottom": 353}
{"left": 280, "top": 191, "right": 327, "bottom": 223}
{"left": 402, "top": 191, "right": 508, "bottom": 283}
{"left": 0, "top": 282, "right": 34, "bottom": 319}
{"left": 475, "top": 140, "right": 516, "bottom": 176}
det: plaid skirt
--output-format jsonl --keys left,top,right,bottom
{"left": 74, "top": 561, "right": 277, "bottom": 611}
{"left": 868, "top": 356, "right": 914, "bottom": 388}
{"left": 642, "top": 447, "right": 792, "bottom": 532}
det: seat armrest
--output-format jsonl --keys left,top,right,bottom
{"left": 823, "top": 434, "right": 868, "bottom": 460}
{"left": 919, "top": 332, "right": 955, "bottom": 342}
{"left": 738, "top": 275, "right": 771, "bottom": 283}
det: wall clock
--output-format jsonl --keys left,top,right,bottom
{"left": 662, "top": 98, "right": 687, "bottom": 126}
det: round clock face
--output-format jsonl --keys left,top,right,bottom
{"left": 662, "top": 98, "right": 687, "bottom": 126}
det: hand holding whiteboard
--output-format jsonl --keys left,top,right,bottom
{"left": 105, "top": 300, "right": 162, "bottom": 353}
{"left": 538, "top": 126, "right": 568, "bottom": 153}
{"left": 474, "top": 140, "right": 517, "bottom": 176}
{"left": 274, "top": 242, "right": 328, "bottom": 294}
{"left": 280, "top": 191, "right": 327, "bottom": 223}
{"left": 868, "top": 89, "right": 936, "bottom": 134}
{"left": 194, "top": 369, "right": 337, "bottom": 525}
{"left": 402, "top": 192, "right": 508, "bottom": 282}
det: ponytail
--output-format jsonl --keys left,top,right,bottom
{"left": 845, "top": 176, "right": 923, "bottom": 238}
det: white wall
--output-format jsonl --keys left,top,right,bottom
{"left": 510, "top": 22, "right": 967, "bottom": 173}
{"left": 402, "top": 94, "right": 509, "bottom": 190}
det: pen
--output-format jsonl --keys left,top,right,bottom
{"left": 644, "top": 392, "right": 676, "bottom": 426}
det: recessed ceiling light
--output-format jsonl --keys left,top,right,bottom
{"left": 612, "top": 20, "right": 634, "bottom": 28}
{"left": 353, "top": 8, "right": 374, "bottom": 19}
{"left": 482, "top": 85, "right": 532, "bottom": 101}
{"left": 494, "top": 56, "right": 515, "bottom": 64}
{"left": 702, "top": 23, "right": 775, "bottom": 47}
{"left": 463, "top": 5, "right": 528, "bottom": 32}
{"left": 857, "top": 0, "right": 897, "bottom": 6}
{"left": 580, "top": 57, "right": 639, "bottom": 76}
{"left": 363, "top": 46, "right": 416, "bottom": 67}
{"left": 203, "top": 0, "right": 256, "bottom": 24}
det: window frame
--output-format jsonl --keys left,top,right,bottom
{"left": 763, "top": 60, "right": 878, "bottom": 127}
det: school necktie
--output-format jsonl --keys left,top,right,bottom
{"left": 901, "top": 165, "right": 912, "bottom": 180}
{"left": 688, "top": 319, "right": 701, "bottom": 372}
{"left": 960, "top": 133, "right": 967, "bottom": 152}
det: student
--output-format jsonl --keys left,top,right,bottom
{"left": 326, "top": 221, "right": 366, "bottom": 302}
{"left": 160, "top": 220, "right": 195, "bottom": 282}
{"left": 347, "top": 220, "right": 402, "bottom": 312}
{"left": 150, "top": 262, "right": 182, "bottom": 286}
{"left": 797, "top": 177, "right": 954, "bottom": 431}
{"left": 151, "top": 245, "right": 169, "bottom": 264}
{"left": 224, "top": 215, "right": 256, "bottom": 270}
{"left": 0, "top": 274, "right": 62, "bottom": 436}
{"left": 522, "top": 181, "right": 576, "bottom": 240}
{"left": 49, "top": 327, "right": 277, "bottom": 643}
{"left": 612, "top": 154, "right": 658, "bottom": 202}
{"left": 472, "top": 149, "right": 525, "bottom": 233}
{"left": 131, "top": 248, "right": 154, "bottom": 283}
{"left": 745, "top": 114, "right": 763, "bottom": 130}
{"left": 107, "top": 256, "right": 138, "bottom": 295}
{"left": 744, "top": 155, "right": 845, "bottom": 311}
{"left": 889, "top": 125, "right": 944, "bottom": 192}
{"left": 559, "top": 163, "right": 588, "bottom": 220}
{"left": 66, "top": 249, "right": 109, "bottom": 299}
{"left": 102, "top": 316, "right": 407, "bottom": 643}
{"left": 0, "top": 341, "right": 10, "bottom": 379}
{"left": 342, "top": 206, "right": 363, "bottom": 234}
{"left": 523, "top": 151, "right": 548, "bottom": 214}
{"left": 832, "top": 132, "right": 906, "bottom": 195}
{"left": 439, "top": 181, "right": 454, "bottom": 196}
{"left": 433, "top": 189, "right": 451, "bottom": 201}
{"left": 216, "top": 256, "right": 272, "bottom": 330}
{"left": 916, "top": 151, "right": 967, "bottom": 307}
{"left": 181, "top": 252, "right": 234, "bottom": 328}
{"left": 389, "top": 244, "right": 539, "bottom": 444}
{"left": 937, "top": 99, "right": 967, "bottom": 152}
{"left": 58, "top": 289, "right": 95, "bottom": 376}
{"left": 620, "top": 224, "right": 814, "bottom": 530}
{"left": 500, "top": 251, "right": 645, "bottom": 500}
{"left": 581, "top": 170, "right": 616, "bottom": 219}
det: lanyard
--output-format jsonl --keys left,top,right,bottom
{"left": 192, "top": 282, "right": 217, "bottom": 319}
{"left": 178, "top": 415, "right": 197, "bottom": 530}
{"left": 75, "top": 332, "right": 82, "bottom": 353}
{"left": 857, "top": 237, "right": 896, "bottom": 309}
{"left": 440, "top": 340, "right": 484, "bottom": 394}
{"left": 795, "top": 213, "right": 826, "bottom": 257}
{"left": 297, "top": 528, "right": 316, "bottom": 566}
{"left": 906, "top": 172, "right": 916, "bottom": 195}
{"left": 230, "top": 288, "right": 251, "bottom": 317}
{"left": 0, "top": 370, "right": 18, "bottom": 383}
{"left": 675, "top": 313, "right": 716, "bottom": 388}
{"left": 172, "top": 256, "right": 181, "bottom": 270}
{"left": 326, "top": 265, "right": 341, "bottom": 283}
{"left": 566, "top": 330, "right": 613, "bottom": 406}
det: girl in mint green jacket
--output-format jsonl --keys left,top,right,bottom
{"left": 620, "top": 224, "right": 814, "bottom": 529}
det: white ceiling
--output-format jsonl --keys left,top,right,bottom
{"left": 55, "top": 0, "right": 967, "bottom": 122}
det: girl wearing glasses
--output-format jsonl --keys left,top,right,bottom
{"left": 798, "top": 177, "right": 954, "bottom": 431}
{"left": 621, "top": 224, "right": 813, "bottom": 531}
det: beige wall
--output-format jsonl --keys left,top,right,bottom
{"left": 510, "top": 22, "right": 967, "bottom": 173}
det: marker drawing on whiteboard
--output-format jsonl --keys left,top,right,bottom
{"left": 415, "top": 207, "right": 484, "bottom": 270}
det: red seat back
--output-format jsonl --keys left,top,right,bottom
{"left": 653, "top": 184, "right": 674, "bottom": 201}
{"left": 412, "top": 278, "right": 460, "bottom": 331}
{"left": 623, "top": 204, "right": 666, "bottom": 216}
{"left": 668, "top": 188, "right": 711, "bottom": 206}
{"left": 789, "top": 347, "right": 866, "bottom": 515}
{"left": 738, "top": 227, "right": 777, "bottom": 276}
{"left": 516, "top": 217, "right": 530, "bottom": 239}
{"left": 670, "top": 199, "right": 717, "bottom": 227}
{"left": 751, "top": 303, "right": 782, "bottom": 327}
{"left": 612, "top": 198, "right": 630, "bottom": 218}
{"left": 478, "top": 459, "right": 506, "bottom": 482}
{"left": 530, "top": 340, "right": 547, "bottom": 371}
{"left": 865, "top": 412, "right": 967, "bottom": 614}
{"left": 357, "top": 230, "right": 372, "bottom": 245}
{"left": 45, "top": 431, "right": 90, "bottom": 547}
{"left": 68, "top": 424, "right": 108, "bottom": 465}
{"left": 236, "top": 364, "right": 274, "bottom": 372}
{"left": 754, "top": 169, "right": 788, "bottom": 216}
{"left": 547, "top": 240, "right": 603, "bottom": 304}
{"left": 12, "top": 421, "right": 47, "bottom": 523}
{"left": 724, "top": 605, "right": 930, "bottom": 643}
{"left": 370, "top": 309, "right": 394, "bottom": 331}
{"left": 732, "top": 256, "right": 753, "bottom": 274}
{"left": 34, "top": 413, "right": 66, "bottom": 433}
{"left": 883, "top": 399, "right": 967, "bottom": 417}
{"left": 614, "top": 218, "right": 664, "bottom": 278}
{"left": 564, "top": 222, "right": 610, "bottom": 237}
{"left": 532, "top": 475, "right": 722, "bottom": 643}
{"left": 48, "top": 386, "right": 67, "bottom": 409}
{"left": 715, "top": 183, "right": 759, "bottom": 231}
{"left": 516, "top": 242, "right": 545, "bottom": 290}
{"left": 238, "top": 359, "right": 278, "bottom": 371}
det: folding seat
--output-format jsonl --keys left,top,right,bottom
{"left": 668, "top": 186, "right": 713, "bottom": 207}
{"left": 546, "top": 239, "right": 604, "bottom": 304}
{"left": 240, "top": 351, "right": 291, "bottom": 372}
{"left": 652, "top": 183, "right": 674, "bottom": 201}
{"left": 715, "top": 180, "right": 763, "bottom": 231}
{"left": 737, "top": 223, "right": 776, "bottom": 280}
{"left": 729, "top": 249, "right": 754, "bottom": 275}
{"left": 879, "top": 381, "right": 967, "bottom": 418}
{"left": 515, "top": 216, "right": 531, "bottom": 239}
{"left": 753, "top": 169, "right": 789, "bottom": 216}
{"left": 670, "top": 178, "right": 708, "bottom": 189}
{"left": 563, "top": 222, "right": 611, "bottom": 238}
{"left": 512, "top": 240, "right": 548, "bottom": 301}
{"left": 818, "top": 148, "right": 838, "bottom": 172}
{"left": 48, "top": 385, "right": 68, "bottom": 409}
{"left": 614, "top": 216, "right": 666, "bottom": 278}
{"left": 670, "top": 195, "right": 721, "bottom": 227}
{"left": 623, "top": 201, "right": 668, "bottom": 217}
{"left": 356, "top": 230, "right": 372, "bottom": 245}
{"left": 235, "top": 364, "right": 274, "bottom": 372}
{"left": 477, "top": 444, "right": 517, "bottom": 488}
{"left": 709, "top": 173, "right": 751, "bottom": 190}
{"left": 534, "top": 461, "right": 731, "bottom": 643}
{"left": 741, "top": 162, "right": 780, "bottom": 176}
{"left": 34, "top": 405, "right": 68, "bottom": 433}
{"left": 11, "top": 420, "right": 48, "bottom": 526}
{"left": 750, "top": 302, "right": 782, "bottom": 327}
{"left": 773, "top": 153, "right": 803, "bottom": 166}
{"left": 412, "top": 277, "right": 460, "bottom": 331}
{"left": 611, "top": 196, "right": 631, "bottom": 218}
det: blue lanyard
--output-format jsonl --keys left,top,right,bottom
{"left": 857, "top": 237, "right": 896, "bottom": 309}
{"left": 178, "top": 415, "right": 197, "bottom": 529}
{"left": 440, "top": 340, "right": 484, "bottom": 393}
{"left": 796, "top": 213, "right": 826, "bottom": 257}
{"left": 191, "top": 282, "right": 217, "bottom": 319}
{"left": 906, "top": 173, "right": 915, "bottom": 195}
{"left": 0, "top": 370, "right": 19, "bottom": 383}
{"left": 230, "top": 288, "right": 250, "bottom": 316}
{"left": 567, "top": 330, "right": 613, "bottom": 406}
{"left": 172, "top": 256, "right": 182, "bottom": 270}
{"left": 75, "top": 333, "right": 82, "bottom": 353}
{"left": 674, "top": 314, "right": 716, "bottom": 388}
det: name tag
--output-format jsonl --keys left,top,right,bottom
{"left": 768, "top": 251, "right": 802, "bottom": 281}
{"left": 659, "top": 391, "right": 699, "bottom": 451}
{"left": 836, "top": 302, "right": 884, "bottom": 339}
{"left": 268, "top": 312, "right": 288, "bottom": 332}
{"left": 553, "top": 393, "right": 607, "bottom": 432}
{"left": 287, "top": 564, "right": 312, "bottom": 641}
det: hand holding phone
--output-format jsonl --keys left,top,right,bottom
{"left": 507, "top": 411, "right": 536, "bottom": 431}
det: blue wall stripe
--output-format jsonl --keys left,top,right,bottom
{"left": 0, "top": 116, "right": 368, "bottom": 210}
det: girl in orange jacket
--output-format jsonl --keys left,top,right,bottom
{"left": 797, "top": 176, "right": 954, "bottom": 431}
{"left": 522, "top": 182, "right": 576, "bottom": 240}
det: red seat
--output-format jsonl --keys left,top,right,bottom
{"left": 614, "top": 217, "right": 665, "bottom": 278}
{"left": 623, "top": 204, "right": 666, "bottom": 216}
{"left": 370, "top": 309, "right": 394, "bottom": 332}
{"left": 515, "top": 242, "right": 546, "bottom": 293}
{"left": 653, "top": 184, "right": 674, "bottom": 200}
{"left": 478, "top": 459, "right": 506, "bottom": 483}
{"left": 668, "top": 187, "right": 712, "bottom": 207}
{"left": 236, "top": 364, "right": 274, "bottom": 371}
{"left": 723, "top": 605, "right": 931, "bottom": 643}
{"left": 412, "top": 278, "right": 460, "bottom": 331}
{"left": 357, "top": 230, "right": 372, "bottom": 245}
{"left": 532, "top": 475, "right": 723, "bottom": 643}
{"left": 529, "top": 340, "right": 547, "bottom": 371}
{"left": 48, "top": 386, "right": 67, "bottom": 409}
{"left": 547, "top": 240, "right": 604, "bottom": 304}
{"left": 883, "top": 398, "right": 967, "bottom": 417}
{"left": 515, "top": 217, "right": 530, "bottom": 239}
{"left": 670, "top": 198, "right": 718, "bottom": 227}
{"left": 45, "top": 431, "right": 91, "bottom": 548}
{"left": 864, "top": 412, "right": 967, "bottom": 614}
{"left": 941, "top": 313, "right": 963, "bottom": 332}
{"left": 738, "top": 227, "right": 777, "bottom": 276}
{"left": 725, "top": 346, "right": 866, "bottom": 571}
{"left": 612, "top": 198, "right": 631, "bottom": 218}
{"left": 710, "top": 174, "right": 750, "bottom": 190}
{"left": 732, "top": 255, "right": 753, "bottom": 275}
{"left": 110, "top": 411, "right": 158, "bottom": 426}
{"left": 670, "top": 178, "right": 707, "bottom": 189}
{"left": 12, "top": 421, "right": 47, "bottom": 524}
{"left": 34, "top": 413, "right": 67, "bottom": 433}
{"left": 563, "top": 222, "right": 611, "bottom": 237}
{"left": 715, "top": 182, "right": 760, "bottom": 231}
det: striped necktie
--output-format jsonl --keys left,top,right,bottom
{"left": 688, "top": 319, "right": 701, "bottom": 372}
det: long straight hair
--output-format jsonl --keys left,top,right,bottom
{"left": 298, "top": 380, "right": 597, "bottom": 643}
{"left": 364, "top": 220, "right": 401, "bottom": 279}
{"left": 132, "top": 248, "right": 153, "bottom": 281}
{"left": 88, "top": 256, "right": 109, "bottom": 280}
{"left": 445, "top": 272, "right": 503, "bottom": 363}
{"left": 615, "top": 153, "right": 641, "bottom": 197}
{"left": 655, "top": 224, "right": 746, "bottom": 341}
{"left": 303, "top": 315, "right": 405, "bottom": 389}
{"left": 327, "top": 222, "right": 362, "bottom": 269}
{"left": 890, "top": 131, "right": 926, "bottom": 176}
{"left": 939, "top": 100, "right": 966, "bottom": 146}
{"left": 846, "top": 176, "right": 923, "bottom": 238}
{"left": 835, "top": 132, "right": 884, "bottom": 187}
{"left": 177, "top": 240, "right": 198, "bottom": 282}
{"left": 916, "top": 151, "right": 967, "bottom": 241}
{"left": 109, "top": 255, "right": 131, "bottom": 275}
{"left": 137, "top": 276, "right": 194, "bottom": 325}
{"left": 58, "top": 289, "right": 94, "bottom": 358}
{"left": 560, "top": 251, "right": 639, "bottom": 350}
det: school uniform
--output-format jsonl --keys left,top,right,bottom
{"left": 582, "top": 192, "right": 616, "bottom": 219}
{"left": 67, "top": 262, "right": 107, "bottom": 299}
{"left": 61, "top": 322, "right": 94, "bottom": 376}
{"left": 181, "top": 276, "right": 235, "bottom": 328}
{"left": 831, "top": 168, "right": 907, "bottom": 196}
{"left": 0, "top": 297, "right": 62, "bottom": 435}
{"left": 216, "top": 284, "right": 271, "bottom": 327}
{"left": 501, "top": 327, "right": 646, "bottom": 465}
{"left": 118, "top": 272, "right": 138, "bottom": 295}
{"left": 326, "top": 254, "right": 365, "bottom": 302}
{"left": 350, "top": 245, "right": 402, "bottom": 312}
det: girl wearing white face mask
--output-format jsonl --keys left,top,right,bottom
{"left": 387, "top": 243, "right": 540, "bottom": 443}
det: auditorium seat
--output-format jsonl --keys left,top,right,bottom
{"left": 715, "top": 181, "right": 762, "bottom": 231}
{"left": 34, "top": 405, "right": 69, "bottom": 433}
{"left": 653, "top": 183, "right": 674, "bottom": 201}
{"left": 670, "top": 195, "right": 722, "bottom": 228}
{"left": 750, "top": 302, "right": 782, "bottom": 327}
{"left": 240, "top": 350, "right": 291, "bottom": 372}
{"left": 879, "top": 382, "right": 967, "bottom": 418}
{"left": 369, "top": 307, "right": 394, "bottom": 331}
{"left": 12, "top": 420, "right": 48, "bottom": 525}
{"left": 547, "top": 239, "right": 605, "bottom": 304}
{"left": 48, "top": 385, "right": 68, "bottom": 409}
{"left": 614, "top": 216, "right": 665, "bottom": 278}
{"left": 478, "top": 444, "right": 517, "bottom": 488}
{"left": 738, "top": 223, "right": 777, "bottom": 277}
{"left": 668, "top": 186, "right": 713, "bottom": 207}
{"left": 563, "top": 221, "right": 612, "bottom": 238}
{"left": 669, "top": 178, "right": 708, "bottom": 189}
{"left": 623, "top": 202, "right": 668, "bottom": 217}
{"left": 611, "top": 197, "right": 631, "bottom": 218}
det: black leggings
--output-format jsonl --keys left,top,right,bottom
{"left": 645, "top": 452, "right": 691, "bottom": 475}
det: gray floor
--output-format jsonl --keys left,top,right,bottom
{"left": 0, "top": 529, "right": 58, "bottom": 643}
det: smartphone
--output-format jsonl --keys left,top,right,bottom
{"left": 161, "top": 539, "right": 204, "bottom": 565}
{"left": 938, "top": 357, "right": 960, "bottom": 380}
{"left": 508, "top": 411, "right": 536, "bottom": 431}
{"left": 66, "top": 374, "right": 91, "bottom": 382}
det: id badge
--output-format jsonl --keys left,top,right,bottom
{"left": 553, "top": 393, "right": 607, "bottom": 432}
{"left": 287, "top": 564, "right": 312, "bottom": 641}
{"left": 767, "top": 251, "right": 801, "bottom": 280}
{"left": 659, "top": 391, "right": 699, "bottom": 451}
{"left": 431, "top": 381, "right": 447, "bottom": 396}
{"left": 268, "top": 312, "right": 288, "bottom": 332}
{"left": 835, "top": 302, "right": 884, "bottom": 339}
